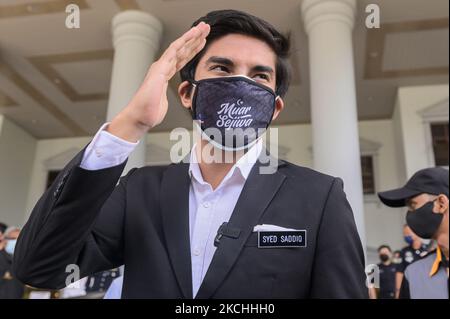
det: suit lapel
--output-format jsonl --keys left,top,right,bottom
{"left": 160, "top": 162, "right": 193, "bottom": 299}
{"left": 195, "top": 158, "right": 287, "bottom": 299}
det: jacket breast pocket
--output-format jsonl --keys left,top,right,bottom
{"left": 243, "top": 232, "right": 259, "bottom": 247}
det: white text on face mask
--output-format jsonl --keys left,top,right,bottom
{"left": 216, "top": 99, "right": 253, "bottom": 129}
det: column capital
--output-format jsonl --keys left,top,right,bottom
{"left": 112, "top": 10, "right": 163, "bottom": 52}
{"left": 301, "top": 0, "right": 356, "bottom": 35}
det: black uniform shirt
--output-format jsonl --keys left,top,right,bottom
{"left": 396, "top": 245, "right": 427, "bottom": 273}
{"left": 378, "top": 262, "right": 397, "bottom": 299}
{"left": 0, "top": 250, "right": 24, "bottom": 299}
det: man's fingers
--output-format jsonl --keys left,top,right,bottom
{"left": 197, "top": 22, "right": 210, "bottom": 38}
{"left": 176, "top": 38, "right": 207, "bottom": 71}
{"left": 183, "top": 38, "right": 207, "bottom": 63}
{"left": 154, "top": 22, "right": 209, "bottom": 78}
{"left": 159, "top": 22, "right": 208, "bottom": 64}
{"left": 176, "top": 36, "right": 205, "bottom": 60}
{"left": 159, "top": 37, "right": 205, "bottom": 78}
{"left": 165, "top": 32, "right": 206, "bottom": 69}
{"left": 170, "top": 22, "right": 209, "bottom": 51}
{"left": 177, "top": 24, "right": 209, "bottom": 58}
{"left": 169, "top": 29, "right": 199, "bottom": 51}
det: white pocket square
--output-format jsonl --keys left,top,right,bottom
{"left": 253, "top": 224, "right": 300, "bottom": 232}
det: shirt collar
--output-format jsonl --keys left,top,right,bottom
{"left": 188, "top": 139, "right": 263, "bottom": 185}
{"left": 429, "top": 245, "right": 449, "bottom": 277}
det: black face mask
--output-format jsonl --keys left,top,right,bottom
{"left": 406, "top": 201, "right": 443, "bottom": 239}
{"left": 190, "top": 76, "right": 277, "bottom": 151}
{"left": 379, "top": 254, "right": 390, "bottom": 263}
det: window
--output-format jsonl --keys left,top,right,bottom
{"left": 361, "top": 155, "right": 375, "bottom": 195}
{"left": 430, "top": 122, "right": 449, "bottom": 166}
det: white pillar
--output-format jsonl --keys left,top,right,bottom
{"left": 108, "top": 10, "right": 163, "bottom": 172}
{"left": 301, "top": 0, "right": 366, "bottom": 248}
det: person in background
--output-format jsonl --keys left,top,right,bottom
{"left": 0, "top": 226, "right": 25, "bottom": 299}
{"left": 378, "top": 167, "right": 449, "bottom": 299}
{"left": 0, "top": 222, "right": 8, "bottom": 252}
{"left": 369, "top": 245, "right": 396, "bottom": 299}
{"left": 392, "top": 250, "right": 402, "bottom": 265}
{"left": 393, "top": 224, "right": 428, "bottom": 298}
{"left": 0, "top": 223, "right": 7, "bottom": 236}
{"left": 103, "top": 276, "right": 123, "bottom": 299}
{"left": 85, "top": 268, "right": 121, "bottom": 295}
{"left": 104, "top": 266, "right": 124, "bottom": 299}
{"left": 400, "top": 191, "right": 449, "bottom": 298}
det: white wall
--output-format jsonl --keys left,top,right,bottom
{"left": 395, "top": 84, "right": 449, "bottom": 178}
{"left": 359, "top": 120, "right": 405, "bottom": 251}
{"left": 273, "top": 121, "right": 405, "bottom": 251}
{"left": 25, "top": 136, "right": 91, "bottom": 222}
{"left": 0, "top": 115, "right": 36, "bottom": 227}
{"left": 392, "top": 99, "right": 407, "bottom": 184}
{"left": 271, "top": 124, "right": 313, "bottom": 166}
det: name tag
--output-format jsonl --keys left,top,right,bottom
{"left": 258, "top": 230, "right": 307, "bottom": 248}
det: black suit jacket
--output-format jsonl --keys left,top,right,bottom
{"left": 13, "top": 147, "right": 368, "bottom": 299}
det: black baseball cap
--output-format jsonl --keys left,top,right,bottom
{"left": 378, "top": 167, "right": 449, "bottom": 207}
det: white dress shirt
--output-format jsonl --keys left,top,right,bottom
{"left": 80, "top": 123, "right": 262, "bottom": 297}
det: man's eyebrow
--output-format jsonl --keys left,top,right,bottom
{"left": 205, "top": 56, "right": 234, "bottom": 67}
{"left": 251, "top": 65, "right": 274, "bottom": 74}
{"left": 205, "top": 57, "right": 274, "bottom": 75}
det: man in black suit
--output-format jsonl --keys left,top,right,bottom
{"left": 13, "top": 10, "right": 367, "bottom": 299}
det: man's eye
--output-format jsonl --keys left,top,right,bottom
{"left": 210, "top": 65, "right": 229, "bottom": 73}
{"left": 254, "top": 73, "right": 269, "bottom": 81}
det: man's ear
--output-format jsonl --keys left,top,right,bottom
{"left": 434, "top": 194, "right": 449, "bottom": 214}
{"left": 178, "top": 80, "right": 194, "bottom": 110}
{"left": 272, "top": 96, "right": 285, "bottom": 121}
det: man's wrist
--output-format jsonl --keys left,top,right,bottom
{"left": 80, "top": 122, "right": 138, "bottom": 170}
{"left": 107, "top": 111, "right": 149, "bottom": 143}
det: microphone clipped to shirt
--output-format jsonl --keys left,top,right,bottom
{"left": 214, "top": 222, "right": 241, "bottom": 247}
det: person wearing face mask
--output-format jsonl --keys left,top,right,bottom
{"left": 378, "top": 167, "right": 449, "bottom": 299}
{"left": 373, "top": 245, "right": 397, "bottom": 299}
{"left": 0, "top": 226, "right": 25, "bottom": 299}
{"left": 13, "top": 10, "right": 367, "bottom": 299}
{"left": 0, "top": 222, "right": 8, "bottom": 253}
{"left": 392, "top": 250, "right": 402, "bottom": 265}
{"left": 0, "top": 222, "right": 7, "bottom": 238}
{"left": 391, "top": 224, "right": 428, "bottom": 298}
